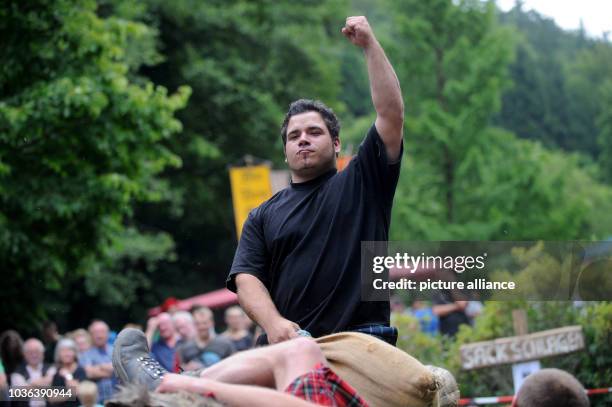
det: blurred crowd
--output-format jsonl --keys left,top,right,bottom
{"left": 390, "top": 294, "right": 483, "bottom": 337}
{"left": 0, "top": 305, "right": 255, "bottom": 406}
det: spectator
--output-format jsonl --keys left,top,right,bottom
{"left": 149, "top": 313, "right": 178, "bottom": 372}
{"left": 68, "top": 330, "right": 91, "bottom": 358}
{"left": 176, "top": 307, "right": 235, "bottom": 371}
{"left": 49, "top": 339, "right": 86, "bottom": 407}
{"left": 169, "top": 312, "right": 196, "bottom": 373}
{"left": 0, "top": 330, "right": 24, "bottom": 383}
{"left": 172, "top": 312, "right": 196, "bottom": 344}
{"left": 11, "top": 338, "right": 56, "bottom": 407}
{"left": 76, "top": 381, "right": 103, "bottom": 407}
{"left": 79, "top": 320, "right": 114, "bottom": 403}
{"left": 221, "top": 306, "right": 253, "bottom": 351}
{"left": 512, "top": 368, "right": 589, "bottom": 407}
{"left": 410, "top": 300, "right": 439, "bottom": 336}
{"left": 190, "top": 305, "right": 218, "bottom": 338}
{"left": 432, "top": 289, "right": 470, "bottom": 337}
{"left": 42, "top": 321, "right": 61, "bottom": 365}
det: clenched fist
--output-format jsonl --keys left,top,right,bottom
{"left": 342, "top": 16, "right": 377, "bottom": 49}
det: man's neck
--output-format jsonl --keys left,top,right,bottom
{"left": 291, "top": 165, "right": 336, "bottom": 184}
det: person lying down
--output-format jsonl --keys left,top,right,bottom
{"left": 108, "top": 328, "right": 459, "bottom": 407}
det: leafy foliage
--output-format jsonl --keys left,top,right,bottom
{"left": 0, "top": 0, "right": 189, "bottom": 331}
{"left": 370, "top": 0, "right": 612, "bottom": 241}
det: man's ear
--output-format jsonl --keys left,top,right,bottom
{"left": 334, "top": 137, "right": 341, "bottom": 156}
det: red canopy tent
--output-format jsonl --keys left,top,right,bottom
{"left": 148, "top": 288, "right": 238, "bottom": 317}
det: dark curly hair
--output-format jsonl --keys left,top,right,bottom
{"left": 280, "top": 99, "right": 340, "bottom": 145}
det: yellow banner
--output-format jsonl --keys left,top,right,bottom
{"left": 229, "top": 165, "right": 273, "bottom": 238}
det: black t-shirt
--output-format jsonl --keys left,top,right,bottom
{"left": 227, "top": 124, "right": 402, "bottom": 338}
{"left": 432, "top": 290, "right": 471, "bottom": 336}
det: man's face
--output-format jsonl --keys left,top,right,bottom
{"left": 194, "top": 313, "right": 213, "bottom": 341}
{"left": 157, "top": 314, "right": 176, "bottom": 340}
{"left": 89, "top": 322, "right": 109, "bottom": 348}
{"left": 174, "top": 318, "right": 195, "bottom": 340}
{"left": 284, "top": 111, "right": 340, "bottom": 182}
{"left": 23, "top": 341, "right": 44, "bottom": 367}
{"left": 225, "top": 310, "right": 243, "bottom": 331}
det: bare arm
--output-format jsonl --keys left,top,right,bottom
{"left": 342, "top": 16, "right": 404, "bottom": 161}
{"left": 145, "top": 316, "right": 159, "bottom": 348}
{"left": 158, "top": 374, "right": 318, "bottom": 407}
{"left": 235, "top": 273, "right": 299, "bottom": 344}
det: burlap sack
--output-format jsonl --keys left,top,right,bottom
{"left": 315, "top": 332, "right": 440, "bottom": 407}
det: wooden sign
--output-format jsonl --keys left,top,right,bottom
{"left": 460, "top": 325, "right": 584, "bottom": 370}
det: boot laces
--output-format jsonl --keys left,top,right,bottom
{"left": 136, "top": 356, "right": 166, "bottom": 378}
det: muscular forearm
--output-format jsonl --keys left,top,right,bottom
{"left": 235, "top": 274, "right": 282, "bottom": 331}
{"left": 364, "top": 40, "right": 404, "bottom": 124}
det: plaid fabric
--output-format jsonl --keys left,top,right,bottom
{"left": 285, "top": 363, "right": 369, "bottom": 407}
{"left": 349, "top": 325, "right": 398, "bottom": 346}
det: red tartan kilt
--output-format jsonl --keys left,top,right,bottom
{"left": 285, "top": 363, "right": 369, "bottom": 407}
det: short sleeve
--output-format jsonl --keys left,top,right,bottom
{"left": 354, "top": 124, "right": 403, "bottom": 205}
{"left": 226, "top": 208, "right": 270, "bottom": 292}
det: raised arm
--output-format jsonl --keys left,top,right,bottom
{"left": 235, "top": 274, "right": 300, "bottom": 344}
{"left": 342, "top": 16, "right": 404, "bottom": 161}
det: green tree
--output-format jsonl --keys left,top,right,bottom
{"left": 598, "top": 82, "right": 612, "bottom": 183}
{"left": 0, "top": 0, "right": 189, "bottom": 331}
{"left": 382, "top": 0, "right": 612, "bottom": 241}
{"left": 497, "top": 5, "right": 612, "bottom": 157}
{"left": 386, "top": 0, "right": 515, "bottom": 239}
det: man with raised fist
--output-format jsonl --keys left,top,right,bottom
{"left": 227, "top": 16, "right": 404, "bottom": 346}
